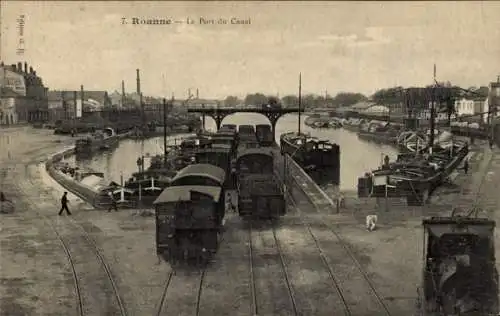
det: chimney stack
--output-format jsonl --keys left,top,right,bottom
{"left": 188, "top": 88, "right": 191, "bottom": 99}
{"left": 136, "top": 69, "right": 141, "bottom": 95}
{"left": 80, "top": 85, "right": 84, "bottom": 107}
{"left": 121, "top": 80, "right": 125, "bottom": 96}
{"left": 73, "top": 91, "right": 77, "bottom": 118}
{"left": 196, "top": 88, "right": 199, "bottom": 99}
{"left": 24, "top": 62, "right": 28, "bottom": 73}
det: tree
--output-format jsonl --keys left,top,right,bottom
{"left": 371, "top": 87, "right": 404, "bottom": 105}
{"left": 244, "top": 93, "right": 268, "bottom": 106}
{"left": 281, "top": 95, "right": 299, "bottom": 108}
{"left": 224, "top": 95, "right": 240, "bottom": 107}
{"left": 332, "top": 92, "right": 368, "bottom": 107}
{"left": 267, "top": 96, "right": 280, "bottom": 107}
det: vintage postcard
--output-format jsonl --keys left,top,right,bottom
{"left": 1, "top": 1, "right": 500, "bottom": 315}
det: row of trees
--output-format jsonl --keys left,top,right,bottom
{"left": 223, "top": 84, "right": 490, "bottom": 109}
{"left": 224, "top": 92, "right": 368, "bottom": 108}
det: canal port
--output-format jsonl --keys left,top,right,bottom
{"left": 2, "top": 119, "right": 491, "bottom": 315}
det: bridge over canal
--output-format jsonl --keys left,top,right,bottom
{"left": 187, "top": 106, "right": 302, "bottom": 139}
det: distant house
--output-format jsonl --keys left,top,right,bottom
{"left": 454, "top": 98, "right": 482, "bottom": 117}
{"left": 361, "top": 104, "right": 391, "bottom": 117}
{"left": 350, "top": 101, "right": 376, "bottom": 112}
{"left": 47, "top": 90, "right": 111, "bottom": 121}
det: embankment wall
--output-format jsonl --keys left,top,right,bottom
{"left": 44, "top": 146, "right": 102, "bottom": 208}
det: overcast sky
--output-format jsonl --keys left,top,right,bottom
{"left": 1, "top": 1, "right": 499, "bottom": 99}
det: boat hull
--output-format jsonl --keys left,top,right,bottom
{"left": 357, "top": 131, "right": 398, "bottom": 146}
{"left": 75, "top": 135, "right": 119, "bottom": 154}
{"left": 280, "top": 132, "right": 340, "bottom": 185}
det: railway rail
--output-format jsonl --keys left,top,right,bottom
{"left": 277, "top": 155, "right": 393, "bottom": 315}
{"left": 451, "top": 148, "right": 496, "bottom": 217}
{"left": 247, "top": 221, "right": 258, "bottom": 316}
{"left": 270, "top": 221, "right": 299, "bottom": 315}
{"left": 12, "top": 164, "right": 128, "bottom": 316}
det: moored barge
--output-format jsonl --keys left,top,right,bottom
{"left": 280, "top": 132, "right": 340, "bottom": 185}
{"left": 358, "top": 140, "right": 469, "bottom": 205}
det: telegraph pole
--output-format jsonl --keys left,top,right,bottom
{"left": 163, "top": 98, "right": 168, "bottom": 168}
{"left": 429, "top": 64, "right": 437, "bottom": 150}
{"left": 298, "top": 73, "right": 302, "bottom": 135}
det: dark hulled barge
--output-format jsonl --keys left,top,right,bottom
{"left": 280, "top": 132, "right": 340, "bottom": 186}
{"left": 74, "top": 127, "right": 119, "bottom": 155}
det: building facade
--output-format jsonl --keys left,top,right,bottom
{"left": 0, "top": 61, "right": 49, "bottom": 125}
{"left": 47, "top": 90, "right": 111, "bottom": 121}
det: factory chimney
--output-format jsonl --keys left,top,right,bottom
{"left": 121, "top": 80, "right": 125, "bottom": 107}
{"left": 80, "top": 85, "right": 84, "bottom": 110}
{"left": 136, "top": 69, "right": 141, "bottom": 95}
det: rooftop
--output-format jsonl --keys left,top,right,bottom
{"left": 153, "top": 185, "right": 222, "bottom": 204}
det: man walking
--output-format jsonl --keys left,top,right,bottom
{"left": 108, "top": 192, "right": 118, "bottom": 212}
{"left": 58, "top": 192, "right": 71, "bottom": 215}
{"left": 463, "top": 158, "right": 469, "bottom": 174}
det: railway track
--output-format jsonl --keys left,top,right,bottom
{"left": 270, "top": 221, "right": 299, "bottom": 316}
{"left": 12, "top": 164, "right": 128, "bottom": 315}
{"left": 279, "top": 157, "right": 392, "bottom": 315}
{"left": 154, "top": 271, "right": 174, "bottom": 316}
{"left": 451, "top": 148, "right": 496, "bottom": 216}
{"left": 247, "top": 221, "right": 258, "bottom": 316}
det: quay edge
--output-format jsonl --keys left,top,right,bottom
{"left": 44, "top": 132, "right": 132, "bottom": 209}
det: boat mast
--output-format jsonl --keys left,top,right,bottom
{"left": 298, "top": 73, "right": 302, "bottom": 135}
{"left": 163, "top": 98, "right": 168, "bottom": 168}
{"left": 429, "top": 64, "right": 437, "bottom": 150}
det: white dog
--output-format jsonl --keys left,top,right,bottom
{"left": 366, "top": 215, "right": 378, "bottom": 231}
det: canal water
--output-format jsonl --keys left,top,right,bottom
{"left": 67, "top": 113, "right": 398, "bottom": 191}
